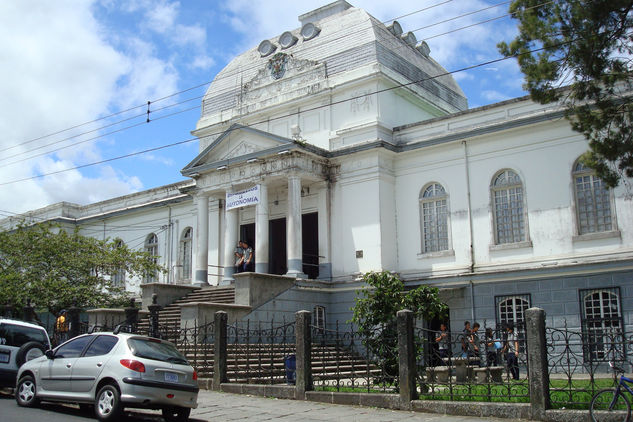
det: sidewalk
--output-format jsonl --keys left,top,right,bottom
{"left": 190, "top": 390, "right": 527, "bottom": 422}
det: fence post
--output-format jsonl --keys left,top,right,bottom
{"left": 213, "top": 311, "right": 227, "bottom": 391}
{"left": 295, "top": 310, "right": 312, "bottom": 399}
{"left": 68, "top": 306, "right": 81, "bottom": 339}
{"left": 148, "top": 293, "right": 161, "bottom": 338}
{"left": 397, "top": 309, "right": 418, "bottom": 406}
{"left": 124, "top": 298, "right": 139, "bottom": 332}
{"left": 525, "top": 307, "right": 550, "bottom": 420}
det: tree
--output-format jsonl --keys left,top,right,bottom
{"left": 350, "top": 271, "right": 447, "bottom": 387}
{"left": 0, "top": 223, "right": 164, "bottom": 316}
{"left": 498, "top": 0, "right": 633, "bottom": 187}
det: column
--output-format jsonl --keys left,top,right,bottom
{"left": 194, "top": 194, "right": 209, "bottom": 287}
{"left": 317, "top": 182, "right": 331, "bottom": 279}
{"left": 255, "top": 182, "right": 269, "bottom": 274}
{"left": 286, "top": 175, "right": 307, "bottom": 278}
{"left": 222, "top": 191, "right": 239, "bottom": 284}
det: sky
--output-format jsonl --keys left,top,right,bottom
{"left": 0, "top": 0, "right": 526, "bottom": 216}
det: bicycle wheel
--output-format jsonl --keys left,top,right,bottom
{"left": 590, "top": 388, "right": 631, "bottom": 422}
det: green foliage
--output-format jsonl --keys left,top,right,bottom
{"left": 498, "top": 0, "right": 633, "bottom": 187}
{"left": 0, "top": 223, "right": 164, "bottom": 315}
{"left": 350, "top": 271, "right": 447, "bottom": 387}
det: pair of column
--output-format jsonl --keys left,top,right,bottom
{"left": 195, "top": 175, "right": 306, "bottom": 286}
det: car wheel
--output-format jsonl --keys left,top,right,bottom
{"left": 95, "top": 384, "right": 123, "bottom": 421}
{"left": 162, "top": 406, "right": 191, "bottom": 422}
{"left": 15, "top": 342, "right": 46, "bottom": 367}
{"left": 15, "top": 375, "right": 39, "bottom": 408}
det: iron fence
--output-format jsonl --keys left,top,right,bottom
{"left": 227, "top": 318, "right": 295, "bottom": 384}
{"left": 547, "top": 321, "right": 633, "bottom": 409}
{"left": 311, "top": 321, "right": 399, "bottom": 393}
{"left": 414, "top": 322, "right": 530, "bottom": 403}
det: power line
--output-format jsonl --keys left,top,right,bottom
{"left": 0, "top": 40, "right": 571, "bottom": 188}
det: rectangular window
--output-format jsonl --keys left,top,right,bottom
{"left": 580, "top": 287, "right": 625, "bottom": 362}
{"left": 313, "top": 305, "right": 326, "bottom": 332}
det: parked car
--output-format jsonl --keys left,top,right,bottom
{"left": 0, "top": 318, "right": 51, "bottom": 388}
{"left": 15, "top": 331, "right": 199, "bottom": 422}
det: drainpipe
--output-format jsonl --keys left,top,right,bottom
{"left": 463, "top": 140, "right": 476, "bottom": 321}
{"left": 167, "top": 206, "right": 173, "bottom": 284}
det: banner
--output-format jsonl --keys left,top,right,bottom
{"left": 226, "top": 185, "right": 260, "bottom": 210}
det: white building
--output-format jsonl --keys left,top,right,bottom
{"left": 4, "top": 1, "right": 632, "bottom": 352}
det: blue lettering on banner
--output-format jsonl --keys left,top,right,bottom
{"left": 226, "top": 185, "right": 261, "bottom": 210}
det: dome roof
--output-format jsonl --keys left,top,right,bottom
{"left": 199, "top": 1, "right": 466, "bottom": 123}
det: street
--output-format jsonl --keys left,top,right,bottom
{"left": 1, "top": 388, "right": 528, "bottom": 422}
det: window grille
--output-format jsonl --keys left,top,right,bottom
{"left": 419, "top": 183, "right": 449, "bottom": 253}
{"left": 313, "top": 305, "right": 326, "bottom": 332}
{"left": 492, "top": 170, "right": 526, "bottom": 244}
{"left": 495, "top": 294, "right": 530, "bottom": 353}
{"left": 180, "top": 227, "right": 193, "bottom": 281}
{"left": 573, "top": 160, "right": 613, "bottom": 235}
{"left": 580, "top": 287, "right": 625, "bottom": 362}
{"left": 144, "top": 233, "right": 159, "bottom": 283}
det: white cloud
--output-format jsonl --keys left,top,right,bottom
{"left": 481, "top": 90, "right": 511, "bottom": 102}
{"left": 0, "top": 0, "right": 154, "bottom": 212}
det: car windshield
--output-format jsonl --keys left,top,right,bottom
{"left": 127, "top": 338, "right": 188, "bottom": 364}
{"left": 0, "top": 323, "right": 48, "bottom": 347}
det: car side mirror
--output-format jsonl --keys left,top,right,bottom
{"left": 45, "top": 349, "right": 55, "bottom": 359}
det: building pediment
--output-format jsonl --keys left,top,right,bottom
{"left": 182, "top": 124, "right": 303, "bottom": 176}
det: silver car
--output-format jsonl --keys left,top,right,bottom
{"left": 15, "top": 331, "right": 199, "bottom": 422}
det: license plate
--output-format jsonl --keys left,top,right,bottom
{"left": 0, "top": 352, "right": 9, "bottom": 364}
{"left": 164, "top": 372, "right": 178, "bottom": 383}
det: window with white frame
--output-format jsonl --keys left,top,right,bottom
{"left": 491, "top": 169, "right": 526, "bottom": 244}
{"left": 313, "top": 305, "right": 326, "bottom": 332}
{"left": 495, "top": 294, "right": 530, "bottom": 352}
{"left": 179, "top": 227, "right": 192, "bottom": 281}
{"left": 580, "top": 288, "right": 624, "bottom": 362}
{"left": 573, "top": 160, "right": 613, "bottom": 235}
{"left": 112, "top": 239, "right": 125, "bottom": 287}
{"left": 419, "top": 183, "right": 449, "bottom": 253}
{"left": 144, "top": 233, "right": 159, "bottom": 283}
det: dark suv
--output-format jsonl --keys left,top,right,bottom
{"left": 0, "top": 319, "right": 51, "bottom": 388}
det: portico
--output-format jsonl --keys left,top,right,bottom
{"left": 182, "top": 125, "right": 332, "bottom": 286}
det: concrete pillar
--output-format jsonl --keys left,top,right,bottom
{"left": 194, "top": 194, "right": 209, "bottom": 286}
{"left": 295, "top": 310, "right": 312, "bottom": 399}
{"left": 317, "top": 182, "right": 331, "bottom": 280}
{"left": 213, "top": 311, "right": 228, "bottom": 390}
{"left": 223, "top": 191, "right": 239, "bottom": 284}
{"left": 397, "top": 310, "right": 418, "bottom": 406}
{"left": 526, "top": 307, "right": 550, "bottom": 419}
{"left": 255, "top": 182, "right": 269, "bottom": 274}
{"left": 286, "top": 175, "right": 306, "bottom": 278}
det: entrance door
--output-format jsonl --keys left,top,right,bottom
{"left": 302, "top": 212, "right": 319, "bottom": 279}
{"left": 268, "top": 218, "right": 286, "bottom": 275}
{"left": 239, "top": 223, "right": 255, "bottom": 272}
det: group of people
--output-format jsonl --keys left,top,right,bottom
{"left": 234, "top": 240, "right": 254, "bottom": 273}
{"left": 435, "top": 321, "right": 520, "bottom": 380}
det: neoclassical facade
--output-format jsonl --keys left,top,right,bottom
{"left": 3, "top": 1, "right": 632, "bottom": 344}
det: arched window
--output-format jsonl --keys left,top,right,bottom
{"left": 491, "top": 169, "right": 526, "bottom": 244}
{"left": 419, "top": 183, "right": 449, "bottom": 253}
{"left": 179, "top": 227, "right": 193, "bottom": 281}
{"left": 581, "top": 288, "right": 623, "bottom": 362}
{"left": 144, "top": 233, "right": 159, "bottom": 283}
{"left": 496, "top": 294, "right": 530, "bottom": 353}
{"left": 112, "top": 239, "right": 125, "bottom": 287}
{"left": 573, "top": 160, "right": 613, "bottom": 235}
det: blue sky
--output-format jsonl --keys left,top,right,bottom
{"left": 0, "top": 0, "right": 525, "bottom": 215}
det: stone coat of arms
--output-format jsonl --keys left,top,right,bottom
{"left": 268, "top": 53, "right": 289, "bottom": 80}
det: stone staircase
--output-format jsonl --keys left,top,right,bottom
{"left": 181, "top": 343, "right": 382, "bottom": 384}
{"left": 136, "top": 286, "right": 235, "bottom": 332}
